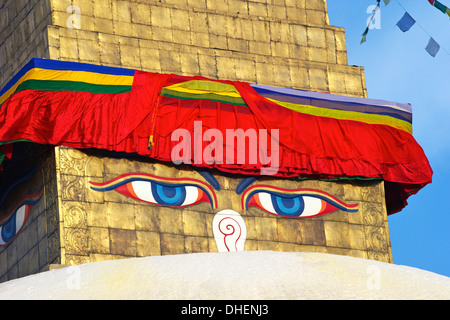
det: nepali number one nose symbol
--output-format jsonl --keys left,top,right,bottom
{"left": 212, "top": 210, "right": 247, "bottom": 252}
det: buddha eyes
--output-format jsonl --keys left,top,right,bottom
{"left": 0, "top": 192, "right": 43, "bottom": 247}
{"left": 242, "top": 186, "right": 358, "bottom": 218}
{"left": 90, "top": 175, "right": 358, "bottom": 218}
{"left": 89, "top": 174, "right": 217, "bottom": 209}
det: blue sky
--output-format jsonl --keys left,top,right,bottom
{"left": 327, "top": 0, "right": 450, "bottom": 277}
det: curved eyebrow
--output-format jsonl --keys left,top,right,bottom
{"left": 196, "top": 170, "right": 221, "bottom": 191}
{"left": 236, "top": 177, "right": 258, "bottom": 195}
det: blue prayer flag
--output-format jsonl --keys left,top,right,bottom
{"left": 396, "top": 12, "right": 415, "bottom": 32}
{"left": 425, "top": 37, "right": 440, "bottom": 57}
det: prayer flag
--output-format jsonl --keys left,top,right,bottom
{"left": 396, "top": 12, "right": 416, "bottom": 32}
{"left": 360, "top": 3, "right": 380, "bottom": 44}
{"left": 428, "top": 0, "right": 450, "bottom": 16}
{"left": 434, "top": 0, "right": 448, "bottom": 13}
{"left": 425, "top": 37, "right": 440, "bottom": 57}
{"left": 361, "top": 27, "right": 369, "bottom": 44}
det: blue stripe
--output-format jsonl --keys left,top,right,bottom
{"left": 0, "top": 59, "right": 37, "bottom": 97}
{"left": 0, "top": 58, "right": 135, "bottom": 97}
{"left": 32, "top": 58, "right": 135, "bottom": 76}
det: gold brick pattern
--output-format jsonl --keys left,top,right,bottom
{"left": 49, "top": 147, "right": 392, "bottom": 266}
{"left": 0, "top": 144, "right": 393, "bottom": 282}
{"left": 0, "top": 0, "right": 367, "bottom": 97}
{"left": 0, "top": 0, "right": 52, "bottom": 89}
{"left": 38, "top": 0, "right": 365, "bottom": 97}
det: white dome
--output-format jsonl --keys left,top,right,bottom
{"left": 0, "top": 251, "right": 449, "bottom": 300}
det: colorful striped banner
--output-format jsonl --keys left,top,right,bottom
{"left": 251, "top": 84, "right": 413, "bottom": 134}
{"left": 158, "top": 81, "right": 413, "bottom": 133}
{"left": 0, "top": 58, "right": 432, "bottom": 214}
{"left": 161, "top": 80, "right": 247, "bottom": 106}
{"left": 0, "top": 58, "right": 134, "bottom": 107}
{"left": 0, "top": 59, "right": 413, "bottom": 134}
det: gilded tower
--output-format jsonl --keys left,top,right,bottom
{"left": 0, "top": 0, "right": 409, "bottom": 283}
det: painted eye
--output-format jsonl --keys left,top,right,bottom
{"left": 116, "top": 180, "right": 210, "bottom": 207}
{"left": 250, "top": 192, "right": 337, "bottom": 218}
{"left": 0, "top": 191, "right": 42, "bottom": 247}
{"left": 0, "top": 204, "right": 29, "bottom": 246}
{"left": 243, "top": 186, "right": 358, "bottom": 218}
{"left": 89, "top": 173, "right": 217, "bottom": 209}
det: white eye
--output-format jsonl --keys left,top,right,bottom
{"left": 15, "top": 205, "right": 27, "bottom": 231}
{"left": 131, "top": 181, "right": 155, "bottom": 203}
{"left": 181, "top": 186, "right": 199, "bottom": 206}
{"left": 129, "top": 181, "right": 200, "bottom": 207}
{"left": 0, "top": 204, "right": 28, "bottom": 246}
{"left": 256, "top": 192, "right": 277, "bottom": 214}
{"left": 252, "top": 192, "right": 324, "bottom": 218}
{"left": 299, "top": 196, "right": 323, "bottom": 217}
{"left": 0, "top": 227, "right": 6, "bottom": 245}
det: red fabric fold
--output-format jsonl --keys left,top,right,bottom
{"left": 0, "top": 71, "right": 433, "bottom": 214}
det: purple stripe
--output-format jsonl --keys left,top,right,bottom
{"left": 251, "top": 84, "right": 413, "bottom": 114}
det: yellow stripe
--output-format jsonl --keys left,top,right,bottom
{"left": 0, "top": 68, "right": 134, "bottom": 105}
{"left": 164, "top": 80, "right": 242, "bottom": 98}
{"left": 165, "top": 85, "right": 242, "bottom": 97}
{"left": 268, "top": 98, "right": 412, "bottom": 134}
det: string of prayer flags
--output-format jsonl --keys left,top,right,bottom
{"left": 361, "top": 0, "right": 381, "bottom": 44}
{"left": 392, "top": 0, "right": 446, "bottom": 57}
{"left": 425, "top": 37, "right": 441, "bottom": 56}
{"left": 396, "top": 12, "right": 416, "bottom": 32}
{"left": 428, "top": 0, "right": 450, "bottom": 16}
{"left": 424, "top": 0, "right": 447, "bottom": 56}
{"left": 361, "top": 0, "right": 391, "bottom": 44}
{"left": 362, "top": 0, "right": 447, "bottom": 57}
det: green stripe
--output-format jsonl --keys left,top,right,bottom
{"left": 14, "top": 79, "right": 132, "bottom": 94}
{"left": 161, "top": 88, "right": 248, "bottom": 107}
{"left": 434, "top": 0, "right": 448, "bottom": 13}
{"left": 0, "top": 139, "right": 30, "bottom": 146}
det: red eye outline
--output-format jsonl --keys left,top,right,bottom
{"left": 241, "top": 185, "right": 358, "bottom": 218}
{"left": 89, "top": 173, "right": 218, "bottom": 209}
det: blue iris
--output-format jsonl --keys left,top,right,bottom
{"left": 271, "top": 194, "right": 305, "bottom": 217}
{"left": 151, "top": 183, "right": 186, "bottom": 206}
{"left": 1, "top": 214, "right": 16, "bottom": 244}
